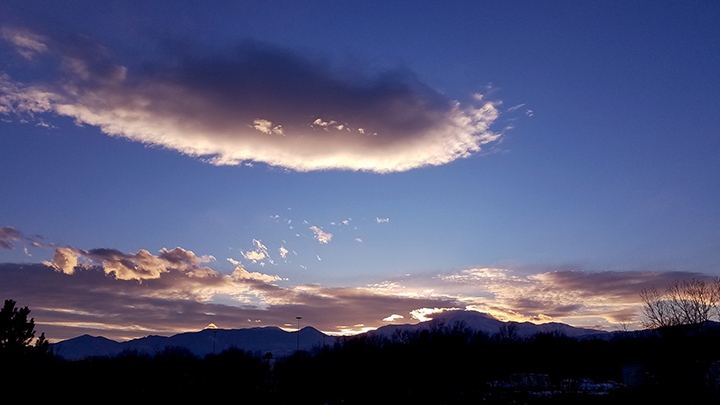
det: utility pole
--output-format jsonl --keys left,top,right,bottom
{"left": 296, "top": 316, "right": 302, "bottom": 352}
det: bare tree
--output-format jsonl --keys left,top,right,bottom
{"left": 640, "top": 278, "right": 720, "bottom": 332}
{"left": 666, "top": 279, "right": 717, "bottom": 326}
{"left": 613, "top": 314, "right": 634, "bottom": 333}
{"left": 640, "top": 286, "right": 676, "bottom": 329}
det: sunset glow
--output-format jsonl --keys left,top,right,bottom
{"left": 1, "top": 1, "right": 719, "bottom": 344}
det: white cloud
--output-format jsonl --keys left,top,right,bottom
{"left": 382, "top": 314, "right": 404, "bottom": 322}
{"left": 44, "top": 247, "right": 80, "bottom": 275}
{"left": 310, "top": 226, "right": 332, "bottom": 244}
{"left": 376, "top": 217, "right": 389, "bottom": 223}
{"left": 253, "top": 118, "right": 284, "bottom": 135}
{"left": 410, "top": 307, "right": 459, "bottom": 322}
{"left": 0, "top": 30, "right": 502, "bottom": 173}
{"left": 231, "top": 267, "right": 284, "bottom": 283}
{"left": 241, "top": 239, "right": 269, "bottom": 263}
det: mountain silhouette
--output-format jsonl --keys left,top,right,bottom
{"left": 52, "top": 326, "right": 335, "bottom": 360}
{"left": 371, "top": 309, "right": 611, "bottom": 339}
{"left": 52, "top": 310, "right": 614, "bottom": 360}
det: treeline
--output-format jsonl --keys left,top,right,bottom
{"left": 10, "top": 322, "right": 720, "bottom": 404}
{"left": 274, "top": 323, "right": 720, "bottom": 404}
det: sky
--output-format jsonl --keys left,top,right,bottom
{"left": 1, "top": 1, "right": 719, "bottom": 342}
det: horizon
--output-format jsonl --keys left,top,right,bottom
{"left": 2, "top": 1, "right": 719, "bottom": 343}
{"left": 56, "top": 308, "right": 613, "bottom": 344}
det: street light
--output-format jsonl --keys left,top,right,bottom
{"left": 296, "top": 316, "right": 302, "bottom": 352}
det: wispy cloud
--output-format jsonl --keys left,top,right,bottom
{"left": 0, "top": 226, "right": 48, "bottom": 250}
{"left": 0, "top": 226, "right": 25, "bottom": 249}
{"left": 506, "top": 103, "right": 526, "bottom": 113}
{"left": 0, "top": 27, "right": 501, "bottom": 173}
{"left": 1, "top": 28, "right": 47, "bottom": 60}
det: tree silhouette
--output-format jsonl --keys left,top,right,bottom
{"left": 640, "top": 278, "right": 720, "bottom": 334}
{"left": 0, "top": 299, "right": 49, "bottom": 357}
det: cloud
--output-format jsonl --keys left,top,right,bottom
{"left": 43, "top": 247, "right": 80, "bottom": 275}
{"left": 1, "top": 28, "right": 47, "bottom": 60}
{"left": 241, "top": 239, "right": 270, "bottom": 263}
{"left": 278, "top": 246, "right": 289, "bottom": 259}
{"left": 0, "top": 226, "right": 24, "bottom": 249}
{"left": 1, "top": 227, "right": 467, "bottom": 340}
{"left": 433, "top": 267, "right": 720, "bottom": 327}
{"left": 8, "top": 226, "right": 704, "bottom": 339}
{"left": 4, "top": 230, "right": 714, "bottom": 341}
{"left": 44, "top": 245, "right": 216, "bottom": 281}
{"left": 0, "top": 260, "right": 462, "bottom": 341}
{"left": 0, "top": 226, "right": 48, "bottom": 250}
{"left": 231, "top": 267, "right": 284, "bottom": 283}
{"left": 361, "top": 266, "right": 719, "bottom": 329}
{"left": 309, "top": 226, "right": 333, "bottom": 244}
{"left": 506, "top": 103, "right": 526, "bottom": 113}
{"left": 410, "top": 307, "right": 460, "bottom": 322}
{"left": 0, "top": 28, "right": 501, "bottom": 173}
{"left": 375, "top": 217, "right": 389, "bottom": 223}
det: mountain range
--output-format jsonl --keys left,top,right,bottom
{"left": 50, "top": 310, "right": 617, "bottom": 360}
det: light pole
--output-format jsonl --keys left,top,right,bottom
{"left": 296, "top": 316, "right": 302, "bottom": 352}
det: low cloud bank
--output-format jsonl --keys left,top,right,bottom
{"left": 3, "top": 226, "right": 713, "bottom": 341}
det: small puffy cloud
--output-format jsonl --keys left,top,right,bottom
{"left": 0, "top": 28, "right": 501, "bottom": 173}
{"left": 253, "top": 118, "right": 283, "bottom": 135}
{"left": 241, "top": 239, "right": 269, "bottom": 263}
{"left": 279, "top": 246, "right": 289, "bottom": 259}
{"left": 310, "top": 226, "right": 332, "bottom": 244}
{"left": 382, "top": 314, "right": 404, "bottom": 322}
{"left": 376, "top": 217, "right": 389, "bottom": 223}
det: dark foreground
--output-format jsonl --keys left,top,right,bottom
{"left": 5, "top": 324, "right": 720, "bottom": 404}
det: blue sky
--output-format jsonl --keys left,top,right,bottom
{"left": 1, "top": 1, "right": 719, "bottom": 341}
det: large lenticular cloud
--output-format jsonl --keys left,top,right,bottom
{"left": 0, "top": 28, "right": 500, "bottom": 173}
